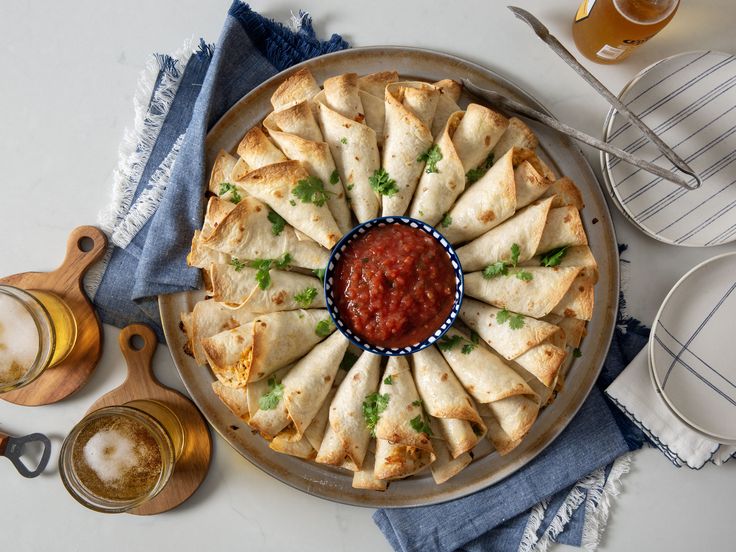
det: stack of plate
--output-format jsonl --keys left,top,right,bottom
{"left": 648, "top": 252, "right": 736, "bottom": 444}
{"left": 601, "top": 50, "right": 736, "bottom": 247}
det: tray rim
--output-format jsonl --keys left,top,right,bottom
{"left": 159, "top": 45, "right": 620, "bottom": 508}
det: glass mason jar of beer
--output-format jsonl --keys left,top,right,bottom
{"left": 572, "top": 0, "right": 680, "bottom": 64}
{"left": 59, "top": 402, "right": 184, "bottom": 513}
{"left": 0, "top": 285, "right": 78, "bottom": 393}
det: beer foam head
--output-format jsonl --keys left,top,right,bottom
{"left": 83, "top": 429, "right": 140, "bottom": 485}
{"left": 0, "top": 293, "right": 39, "bottom": 383}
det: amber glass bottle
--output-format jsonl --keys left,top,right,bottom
{"left": 573, "top": 0, "right": 679, "bottom": 64}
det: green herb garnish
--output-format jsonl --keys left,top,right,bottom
{"left": 312, "top": 268, "right": 326, "bottom": 281}
{"left": 510, "top": 243, "right": 520, "bottom": 266}
{"left": 409, "top": 415, "right": 433, "bottom": 436}
{"left": 315, "top": 318, "right": 334, "bottom": 338}
{"left": 540, "top": 246, "right": 569, "bottom": 267}
{"left": 481, "top": 243, "right": 522, "bottom": 279}
{"left": 573, "top": 347, "right": 582, "bottom": 358}
{"left": 267, "top": 209, "right": 286, "bottom": 236}
{"left": 465, "top": 153, "right": 495, "bottom": 184}
{"left": 329, "top": 169, "right": 340, "bottom": 185}
{"left": 294, "top": 287, "right": 318, "bottom": 308}
{"left": 293, "top": 175, "right": 334, "bottom": 207}
{"left": 412, "top": 399, "right": 423, "bottom": 407}
{"left": 437, "top": 334, "right": 462, "bottom": 351}
{"left": 218, "top": 182, "right": 242, "bottom": 204}
{"left": 383, "top": 375, "right": 393, "bottom": 385}
{"left": 340, "top": 137, "right": 348, "bottom": 145}
{"left": 482, "top": 261, "right": 508, "bottom": 279}
{"left": 258, "top": 377, "right": 285, "bottom": 410}
{"left": 515, "top": 270, "right": 534, "bottom": 281}
{"left": 440, "top": 213, "right": 453, "bottom": 228}
{"left": 339, "top": 351, "right": 359, "bottom": 372}
{"left": 346, "top": 183, "right": 354, "bottom": 191}
{"left": 417, "top": 144, "right": 442, "bottom": 173}
{"left": 230, "top": 257, "right": 246, "bottom": 272}
{"left": 362, "top": 392, "right": 390, "bottom": 437}
{"left": 496, "top": 308, "right": 525, "bottom": 330}
{"left": 249, "top": 253, "right": 291, "bottom": 290}
{"left": 369, "top": 168, "right": 399, "bottom": 197}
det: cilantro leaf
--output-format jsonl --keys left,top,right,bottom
{"left": 515, "top": 270, "right": 534, "bottom": 281}
{"left": 294, "top": 287, "right": 318, "bottom": 308}
{"left": 573, "top": 347, "right": 582, "bottom": 358}
{"left": 312, "top": 268, "right": 326, "bottom": 281}
{"left": 258, "top": 377, "right": 285, "bottom": 410}
{"left": 496, "top": 308, "right": 511, "bottom": 325}
{"left": 482, "top": 244, "right": 522, "bottom": 279}
{"left": 482, "top": 261, "right": 508, "bottom": 279}
{"left": 465, "top": 153, "right": 495, "bottom": 184}
{"left": 293, "top": 175, "right": 334, "bottom": 207}
{"left": 509, "top": 313, "right": 525, "bottom": 330}
{"left": 362, "top": 392, "right": 390, "bottom": 437}
{"left": 329, "top": 169, "right": 340, "bottom": 185}
{"left": 417, "top": 144, "right": 443, "bottom": 173}
{"left": 218, "top": 182, "right": 242, "bottom": 204}
{"left": 369, "top": 168, "right": 399, "bottom": 197}
{"left": 437, "top": 334, "right": 462, "bottom": 351}
{"left": 275, "top": 252, "right": 291, "bottom": 269}
{"left": 383, "top": 375, "right": 393, "bottom": 385}
{"left": 510, "top": 243, "right": 521, "bottom": 267}
{"left": 412, "top": 399, "right": 423, "bottom": 407}
{"left": 250, "top": 259, "right": 273, "bottom": 290}
{"left": 339, "top": 351, "right": 359, "bottom": 371}
{"left": 315, "top": 318, "right": 334, "bottom": 337}
{"left": 470, "top": 330, "right": 480, "bottom": 344}
{"left": 340, "top": 137, "right": 348, "bottom": 145}
{"left": 230, "top": 257, "right": 246, "bottom": 272}
{"left": 409, "top": 415, "right": 433, "bottom": 436}
{"left": 440, "top": 213, "right": 452, "bottom": 228}
{"left": 540, "top": 246, "right": 569, "bottom": 267}
{"left": 267, "top": 209, "right": 286, "bottom": 236}
{"left": 461, "top": 343, "right": 475, "bottom": 355}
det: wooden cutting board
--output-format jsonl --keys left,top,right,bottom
{"left": 1, "top": 226, "right": 105, "bottom": 406}
{"left": 87, "top": 323, "right": 212, "bottom": 515}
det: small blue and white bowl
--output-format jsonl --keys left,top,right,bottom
{"left": 324, "top": 216, "right": 464, "bottom": 356}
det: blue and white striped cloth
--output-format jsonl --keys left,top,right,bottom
{"left": 602, "top": 51, "right": 736, "bottom": 247}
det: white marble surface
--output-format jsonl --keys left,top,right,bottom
{"left": 1, "top": 1, "right": 735, "bottom": 550}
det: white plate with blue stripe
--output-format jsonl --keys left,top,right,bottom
{"left": 601, "top": 51, "right": 736, "bottom": 247}
{"left": 649, "top": 252, "right": 736, "bottom": 444}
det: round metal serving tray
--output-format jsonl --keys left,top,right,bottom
{"left": 159, "top": 46, "right": 619, "bottom": 508}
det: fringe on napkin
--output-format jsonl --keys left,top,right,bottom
{"left": 518, "top": 453, "right": 633, "bottom": 552}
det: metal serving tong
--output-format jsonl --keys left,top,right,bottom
{"left": 0, "top": 430, "right": 51, "bottom": 478}
{"left": 464, "top": 6, "right": 702, "bottom": 190}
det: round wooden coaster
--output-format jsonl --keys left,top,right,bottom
{"left": 86, "top": 323, "right": 212, "bottom": 516}
{"left": 1, "top": 226, "right": 106, "bottom": 406}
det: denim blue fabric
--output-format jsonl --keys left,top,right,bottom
{"left": 93, "top": 2, "right": 347, "bottom": 340}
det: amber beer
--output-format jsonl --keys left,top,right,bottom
{"left": 59, "top": 403, "right": 182, "bottom": 513}
{"left": 573, "top": 0, "right": 679, "bottom": 64}
{"left": 0, "top": 285, "right": 77, "bottom": 392}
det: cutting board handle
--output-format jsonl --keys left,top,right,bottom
{"left": 118, "top": 323, "right": 158, "bottom": 382}
{"left": 53, "top": 225, "right": 107, "bottom": 284}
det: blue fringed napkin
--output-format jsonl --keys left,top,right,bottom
{"left": 90, "top": 3, "right": 647, "bottom": 550}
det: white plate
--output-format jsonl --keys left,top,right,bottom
{"left": 649, "top": 252, "right": 736, "bottom": 444}
{"left": 601, "top": 51, "right": 736, "bottom": 247}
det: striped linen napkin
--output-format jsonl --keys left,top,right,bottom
{"left": 606, "top": 340, "right": 736, "bottom": 468}
{"left": 88, "top": 3, "right": 647, "bottom": 550}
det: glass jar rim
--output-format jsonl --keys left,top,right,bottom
{"left": 58, "top": 405, "right": 176, "bottom": 513}
{"left": 0, "top": 284, "right": 55, "bottom": 393}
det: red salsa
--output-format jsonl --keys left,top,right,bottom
{"left": 333, "top": 223, "right": 456, "bottom": 348}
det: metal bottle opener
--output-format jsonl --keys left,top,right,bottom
{"left": 0, "top": 430, "right": 51, "bottom": 478}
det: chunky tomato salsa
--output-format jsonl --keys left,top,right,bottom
{"left": 333, "top": 223, "right": 456, "bottom": 349}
